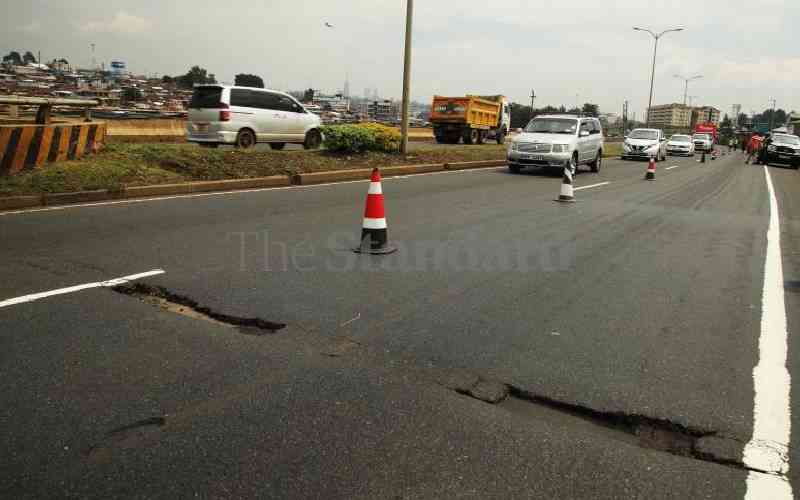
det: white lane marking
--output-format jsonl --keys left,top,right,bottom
{"left": 666, "top": 165, "right": 681, "bottom": 170}
{"left": 0, "top": 167, "right": 505, "bottom": 217}
{"left": 574, "top": 182, "right": 610, "bottom": 191}
{"left": 744, "top": 166, "right": 792, "bottom": 499}
{"left": 0, "top": 269, "right": 165, "bottom": 309}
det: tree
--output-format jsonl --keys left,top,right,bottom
{"left": 161, "top": 75, "right": 174, "bottom": 84}
{"left": 721, "top": 114, "right": 732, "bottom": 129}
{"left": 303, "top": 88, "right": 315, "bottom": 102}
{"left": 22, "top": 51, "right": 36, "bottom": 64}
{"left": 234, "top": 73, "right": 265, "bottom": 88}
{"left": 121, "top": 87, "right": 142, "bottom": 103}
{"left": 581, "top": 103, "right": 599, "bottom": 116}
{"left": 2, "top": 51, "right": 22, "bottom": 65}
{"left": 175, "top": 66, "right": 217, "bottom": 89}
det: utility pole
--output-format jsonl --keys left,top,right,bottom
{"left": 530, "top": 89, "right": 536, "bottom": 111}
{"left": 674, "top": 74, "right": 702, "bottom": 106}
{"left": 399, "top": 0, "right": 414, "bottom": 155}
{"left": 623, "top": 100, "right": 629, "bottom": 135}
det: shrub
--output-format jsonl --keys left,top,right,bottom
{"left": 321, "top": 123, "right": 401, "bottom": 153}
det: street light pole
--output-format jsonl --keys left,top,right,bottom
{"left": 633, "top": 27, "right": 684, "bottom": 127}
{"left": 769, "top": 98, "right": 777, "bottom": 131}
{"left": 399, "top": 0, "right": 414, "bottom": 155}
{"left": 674, "top": 74, "right": 703, "bottom": 106}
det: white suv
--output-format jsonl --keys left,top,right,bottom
{"left": 187, "top": 85, "right": 323, "bottom": 150}
{"left": 507, "top": 115, "right": 604, "bottom": 174}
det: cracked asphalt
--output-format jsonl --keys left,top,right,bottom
{"left": 1, "top": 150, "right": 798, "bottom": 498}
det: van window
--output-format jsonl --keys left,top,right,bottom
{"left": 592, "top": 119, "right": 601, "bottom": 135}
{"left": 189, "top": 86, "right": 223, "bottom": 109}
{"left": 276, "top": 95, "right": 299, "bottom": 113}
{"left": 251, "top": 91, "right": 282, "bottom": 111}
{"left": 230, "top": 89, "right": 257, "bottom": 108}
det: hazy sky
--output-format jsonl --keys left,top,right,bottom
{"left": 3, "top": 0, "right": 798, "bottom": 118}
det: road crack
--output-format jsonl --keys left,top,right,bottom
{"left": 112, "top": 282, "right": 286, "bottom": 334}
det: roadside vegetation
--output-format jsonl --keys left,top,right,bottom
{"left": 0, "top": 142, "right": 507, "bottom": 196}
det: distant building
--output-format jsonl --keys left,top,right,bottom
{"left": 647, "top": 103, "right": 693, "bottom": 128}
{"left": 691, "top": 106, "right": 721, "bottom": 127}
{"left": 312, "top": 93, "right": 350, "bottom": 113}
{"left": 367, "top": 99, "right": 399, "bottom": 122}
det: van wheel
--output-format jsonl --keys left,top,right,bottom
{"left": 269, "top": 143, "right": 286, "bottom": 150}
{"left": 236, "top": 129, "right": 256, "bottom": 149}
{"left": 304, "top": 130, "right": 322, "bottom": 150}
{"left": 464, "top": 128, "right": 479, "bottom": 145}
{"left": 590, "top": 150, "right": 602, "bottom": 172}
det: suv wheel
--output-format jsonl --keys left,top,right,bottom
{"left": 590, "top": 150, "right": 602, "bottom": 172}
{"left": 304, "top": 130, "right": 322, "bottom": 150}
{"left": 570, "top": 153, "right": 578, "bottom": 174}
{"left": 236, "top": 129, "right": 256, "bottom": 149}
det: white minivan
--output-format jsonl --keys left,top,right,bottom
{"left": 187, "top": 85, "right": 323, "bottom": 150}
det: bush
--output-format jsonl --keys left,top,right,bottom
{"left": 321, "top": 123, "right": 401, "bottom": 153}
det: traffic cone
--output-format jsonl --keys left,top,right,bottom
{"left": 645, "top": 157, "right": 656, "bottom": 180}
{"left": 554, "top": 165, "right": 575, "bottom": 203}
{"left": 354, "top": 168, "right": 397, "bottom": 254}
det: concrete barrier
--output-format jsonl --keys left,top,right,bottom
{"left": 0, "top": 121, "right": 107, "bottom": 175}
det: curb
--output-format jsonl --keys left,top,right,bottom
{"left": 0, "top": 160, "right": 505, "bottom": 211}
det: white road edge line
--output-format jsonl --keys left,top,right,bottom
{"left": 0, "top": 166, "right": 506, "bottom": 216}
{"left": 743, "top": 166, "right": 793, "bottom": 499}
{"left": 0, "top": 269, "right": 165, "bottom": 309}
{"left": 665, "top": 165, "right": 681, "bottom": 170}
{"left": 574, "top": 181, "right": 610, "bottom": 191}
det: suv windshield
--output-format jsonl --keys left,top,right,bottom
{"left": 773, "top": 134, "right": 800, "bottom": 145}
{"left": 525, "top": 118, "right": 577, "bottom": 135}
{"left": 630, "top": 130, "right": 658, "bottom": 140}
{"left": 189, "top": 86, "right": 223, "bottom": 109}
{"left": 670, "top": 135, "right": 691, "bottom": 143}
{"left": 693, "top": 134, "right": 711, "bottom": 141}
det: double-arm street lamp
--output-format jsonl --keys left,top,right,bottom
{"left": 633, "top": 26, "right": 684, "bottom": 127}
{"left": 674, "top": 74, "right": 703, "bottom": 106}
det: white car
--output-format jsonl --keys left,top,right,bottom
{"left": 666, "top": 134, "right": 695, "bottom": 156}
{"left": 692, "top": 133, "right": 714, "bottom": 153}
{"left": 507, "top": 115, "right": 604, "bottom": 174}
{"left": 187, "top": 85, "right": 323, "bottom": 150}
{"left": 622, "top": 128, "right": 668, "bottom": 161}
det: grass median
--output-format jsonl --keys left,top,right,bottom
{"left": 0, "top": 143, "right": 508, "bottom": 196}
{"left": 0, "top": 141, "right": 623, "bottom": 197}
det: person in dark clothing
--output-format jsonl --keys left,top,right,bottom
{"left": 758, "top": 133, "right": 773, "bottom": 165}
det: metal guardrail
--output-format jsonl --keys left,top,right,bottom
{"left": 0, "top": 96, "right": 100, "bottom": 124}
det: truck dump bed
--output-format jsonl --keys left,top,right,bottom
{"left": 430, "top": 95, "right": 501, "bottom": 129}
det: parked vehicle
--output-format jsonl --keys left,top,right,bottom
{"left": 763, "top": 133, "right": 800, "bottom": 169}
{"left": 187, "top": 85, "right": 323, "bottom": 150}
{"left": 622, "top": 128, "right": 667, "bottom": 161}
{"left": 666, "top": 134, "right": 695, "bottom": 156}
{"left": 430, "top": 95, "right": 510, "bottom": 145}
{"left": 507, "top": 115, "right": 604, "bottom": 174}
{"left": 692, "top": 132, "right": 714, "bottom": 153}
{"left": 695, "top": 123, "right": 718, "bottom": 144}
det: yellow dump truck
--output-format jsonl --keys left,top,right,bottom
{"left": 430, "top": 95, "right": 510, "bottom": 144}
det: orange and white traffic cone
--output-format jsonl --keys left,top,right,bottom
{"left": 354, "top": 168, "right": 397, "bottom": 254}
{"left": 645, "top": 157, "right": 656, "bottom": 180}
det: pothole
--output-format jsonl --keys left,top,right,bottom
{"left": 112, "top": 283, "right": 286, "bottom": 334}
{"left": 442, "top": 373, "right": 754, "bottom": 472}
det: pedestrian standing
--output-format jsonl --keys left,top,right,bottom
{"left": 746, "top": 134, "right": 762, "bottom": 164}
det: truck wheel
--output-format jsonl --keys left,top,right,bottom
{"left": 464, "top": 129, "right": 478, "bottom": 145}
{"left": 446, "top": 132, "right": 460, "bottom": 144}
{"left": 435, "top": 135, "right": 446, "bottom": 144}
{"left": 496, "top": 129, "right": 506, "bottom": 145}
{"left": 476, "top": 130, "right": 485, "bottom": 144}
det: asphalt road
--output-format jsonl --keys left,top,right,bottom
{"left": 1, "top": 150, "right": 798, "bottom": 498}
